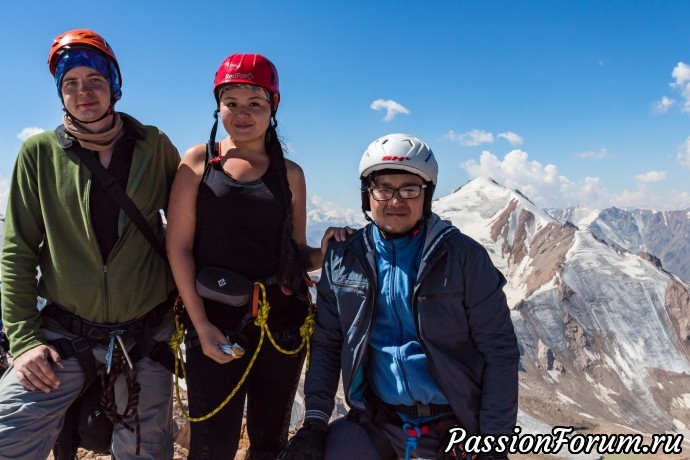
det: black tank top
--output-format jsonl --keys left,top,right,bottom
{"left": 194, "top": 150, "right": 305, "bottom": 328}
{"left": 194, "top": 152, "right": 285, "bottom": 279}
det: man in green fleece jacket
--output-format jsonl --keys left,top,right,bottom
{"left": 0, "top": 29, "right": 179, "bottom": 459}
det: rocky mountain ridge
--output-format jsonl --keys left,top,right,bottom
{"left": 434, "top": 178, "right": 690, "bottom": 457}
{"left": 548, "top": 206, "right": 690, "bottom": 283}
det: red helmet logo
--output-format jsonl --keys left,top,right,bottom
{"left": 382, "top": 156, "right": 412, "bottom": 162}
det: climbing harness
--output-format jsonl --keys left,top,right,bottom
{"left": 403, "top": 421, "right": 479, "bottom": 460}
{"left": 100, "top": 337, "right": 142, "bottom": 453}
{"left": 44, "top": 295, "right": 175, "bottom": 457}
{"left": 170, "top": 279, "right": 315, "bottom": 422}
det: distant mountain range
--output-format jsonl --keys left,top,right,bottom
{"left": 305, "top": 207, "right": 366, "bottom": 247}
{"left": 1, "top": 179, "right": 689, "bottom": 457}
{"left": 548, "top": 206, "right": 690, "bottom": 283}
{"left": 433, "top": 178, "right": 690, "bottom": 443}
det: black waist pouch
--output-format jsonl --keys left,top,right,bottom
{"left": 196, "top": 266, "right": 253, "bottom": 307}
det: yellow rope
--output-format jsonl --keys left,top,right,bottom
{"left": 249, "top": 282, "right": 313, "bottom": 367}
{"left": 170, "top": 281, "right": 315, "bottom": 422}
{"left": 172, "top": 311, "right": 264, "bottom": 422}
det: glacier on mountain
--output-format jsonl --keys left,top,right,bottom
{"left": 435, "top": 177, "right": 690, "bottom": 450}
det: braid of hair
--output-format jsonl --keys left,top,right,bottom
{"left": 266, "top": 116, "right": 303, "bottom": 293}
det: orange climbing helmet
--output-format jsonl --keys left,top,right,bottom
{"left": 48, "top": 29, "right": 122, "bottom": 102}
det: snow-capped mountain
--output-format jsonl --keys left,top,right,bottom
{"left": 547, "top": 206, "right": 600, "bottom": 230}
{"left": 306, "top": 207, "right": 366, "bottom": 247}
{"left": 549, "top": 206, "right": 690, "bottom": 283}
{"left": 435, "top": 177, "right": 690, "bottom": 444}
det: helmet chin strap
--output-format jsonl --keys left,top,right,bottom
{"left": 207, "top": 108, "right": 221, "bottom": 159}
{"left": 62, "top": 104, "right": 114, "bottom": 125}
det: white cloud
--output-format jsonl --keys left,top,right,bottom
{"left": 459, "top": 149, "right": 690, "bottom": 210}
{"left": 17, "top": 127, "right": 45, "bottom": 141}
{"left": 370, "top": 99, "right": 410, "bottom": 121}
{"left": 670, "top": 62, "right": 690, "bottom": 113}
{"left": 653, "top": 96, "right": 676, "bottom": 114}
{"left": 443, "top": 130, "right": 463, "bottom": 143}
{"left": 445, "top": 129, "right": 494, "bottom": 147}
{"left": 677, "top": 137, "right": 690, "bottom": 168}
{"left": 460, "top": 150, "right": 561, "bottom": 206}
{"left": 612, "top": 186, "right": 690, "bottom": 210}
{"left": 672, "top": 61, "right": 690, "bottom": 85}
{"left": 634, "top": 171, "right": 666, "bottom": 183}
{"left": 497, "top": 131, "right": 524, "bottom": 146}
{"left": 575, "top": 148, "right": 610, "bottom": 160}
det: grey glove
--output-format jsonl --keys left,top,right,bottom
{"left": 278, "top": 421, "right": 328, "bottom": 460}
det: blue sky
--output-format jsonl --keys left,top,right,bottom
{"left": 1, "top": 1, "right": 689, "bottom": 215}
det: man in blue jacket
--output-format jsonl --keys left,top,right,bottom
{"left": 280, "top": 134, "right": 519, "bottom": 460}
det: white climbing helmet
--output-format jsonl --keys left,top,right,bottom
{"left": 358, "top": 133, "right": 438, "bottom": 185}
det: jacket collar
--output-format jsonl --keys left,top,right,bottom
{"left": 358, "top": 214, "right": 458, "bottom": 258}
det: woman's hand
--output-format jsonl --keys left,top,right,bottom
{"left": 320, "top": 226, "right": 354, "bottom": 256}
{"left": 195, "top": 321, "right": 238, "bottom": 364}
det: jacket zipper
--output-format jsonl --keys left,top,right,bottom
{"left": 413, "top": 235, "right": 453, "bottom": 408}
{"left": 389, "top": 241, "right": 418, "bottom": 402}
{"left": 102, "top": 265, "right": 110, "bottom": 322}
{"left": 84, "top": 171, "right": 112, "bottom": 322}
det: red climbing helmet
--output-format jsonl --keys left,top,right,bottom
{"left": 213, "top": 53, "right": 280, "bottom": 109}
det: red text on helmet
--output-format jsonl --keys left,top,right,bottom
{"left": 382, "top": 156, "right": 412, "bottom": 162}
{"left": 226, "top": 72, "right": 254, "bottom": 81}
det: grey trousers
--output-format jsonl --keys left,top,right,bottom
{"left": 0, "top": 328, "right": 174, "bottom": 460}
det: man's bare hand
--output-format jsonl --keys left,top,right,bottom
{"left": 13, "top": 345, "right": 63, "bottom": 393}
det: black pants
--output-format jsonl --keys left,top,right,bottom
{"left": 185, "top": 319, "right": 306, "bottom": 459}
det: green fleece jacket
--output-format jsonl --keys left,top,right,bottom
{"left": 1, "top": 113, "right": 180, "bottom": 358}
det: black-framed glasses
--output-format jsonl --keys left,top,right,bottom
{"left": 367, "top": 184, "right": 428, "bottom": 201}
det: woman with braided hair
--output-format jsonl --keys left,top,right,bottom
{"left": 166, "top": 53, "right": 350, "bottom": 459}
